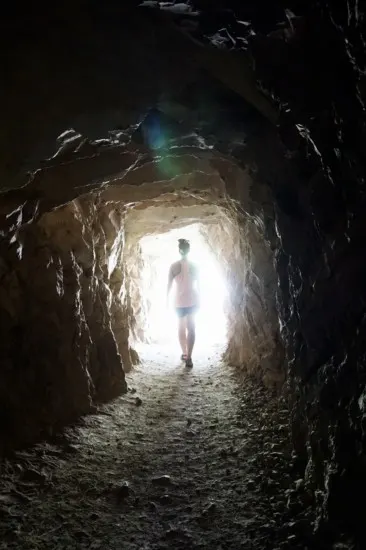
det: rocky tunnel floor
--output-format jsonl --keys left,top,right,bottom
{"left": 0, "top": 344, "right": 315, "bottom": 550}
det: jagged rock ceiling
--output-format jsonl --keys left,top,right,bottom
{"left": 1, "top": 1, "right": 366, "bottom": 546}
{"left": 1, "top": 1, "right": 280, "bottom": 192}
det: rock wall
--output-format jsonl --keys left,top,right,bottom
{"left": 0, "top": 127, "right": 283, "bottom": 448}
{"left": 203, "top": 157, "right": 283, "bottom": 386}
{"left": 39, "top": 198, "right": 140, "bottom": 379}
{"left": 0, "top": 222, "right": 94, "bottom": 448}
{"left": 246, "top": 2, "right": 366, "bottom": 541}
{"left": 218, "top": 217, "right": 284, "bottom": 388}
{"left": 138, "top": 2, "right": 366, "bottom": 540}
{"left": 0, "top": 197, "right": 133, "bottom": 450}
{"left": 4, "top": 1, "right": 365, "bottom": 542}
{"left": 179, "top": 2, "right": 366, "bottom": 539}
{"left": 123, "top": 199, "right": 282, "bottom": 379}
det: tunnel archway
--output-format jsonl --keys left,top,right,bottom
{"left": 0, "top": 112, "right": 287, "bottom": 450}
{"left": 1, "top": 2, "right": 366, "bottom": 546}
{"left": 28, "top": 138, "right": 283, "bottom": 387}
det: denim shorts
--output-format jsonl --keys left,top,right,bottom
{"left": 175, "top": 306, "right": 198, "bottom": 318}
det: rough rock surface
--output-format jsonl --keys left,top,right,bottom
{"left": 1, "top": 1, "right": 366, "bottom": 544}
{"left": 0, "top": 345, "right": 316, "bottom": 550}
{"left": 161, "top": 1, "right": 366, "bottom": 541}
{"left": 0, "top": 200, "right": 127, "bottom": 449}
{"left": 246, "top": 3, "right": 366, "bottom": 541}
{"left": 0, "top": 137, "right": 283, "bottom": 451}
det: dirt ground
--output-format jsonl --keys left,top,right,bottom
{"left": 0, "top": 343, "right": 315, "bottom": 549}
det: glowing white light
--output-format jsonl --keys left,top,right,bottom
{"left": 139, "top": 224, "right": 228, "bottom": 350}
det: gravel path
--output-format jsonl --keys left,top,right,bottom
{"left": 0, "top": 343, "right": 314, "bottom": 549}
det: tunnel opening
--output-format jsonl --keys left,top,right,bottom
{"left": 117, "top": 179, "right": 283, "bottom": 383}
{"left": 122, "top": 200, "right": 246, "bottom": 364}
{"left": 137, "top": 223, "right": 228, "bottom": 349}
{"left": 0, "top": 136, "right": 285, "bottom": 449}
{"left": 1, "top": 2, "right": 366, "bottom": 545}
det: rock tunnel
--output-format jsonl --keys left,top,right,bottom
{"left": 1, "top": 1, "right": 366, "bottom": 548}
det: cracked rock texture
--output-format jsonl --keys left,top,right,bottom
{"left": 0, "top": 139, "right": 282, "bottom": 450}
{"left": 246, "top": 2, "right": 366, "bottom": 541}
{"left": 1, "top": 1, "right": 366, "bottom": 544}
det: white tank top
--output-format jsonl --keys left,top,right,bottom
{"left": 174, "top": 259, "right": 197, "bottom": 308}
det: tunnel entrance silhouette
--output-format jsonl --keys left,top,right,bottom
{"left": 139, "top": 223, "right": 228, "bottom": 354}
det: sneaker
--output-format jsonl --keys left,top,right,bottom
{"left": 185, "top": 358, "right": 193, "bottom": 368}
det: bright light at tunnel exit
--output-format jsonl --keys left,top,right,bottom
{"left": 140, "top": 225, "right": 228, "bottom": 348}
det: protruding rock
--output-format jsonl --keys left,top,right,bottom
{"left": 114, "top": 481, "right": 130, "bottom": 500}
{"left": 152, "top": 475, "right": 173, "bottom": 487}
